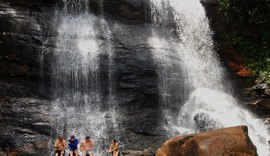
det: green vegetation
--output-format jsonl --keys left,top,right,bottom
{"left": 218, "top": 0, "right": 270, "bottom": 82}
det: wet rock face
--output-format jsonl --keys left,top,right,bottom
{"left": 0, "top": 97, "right": 52, "bottom": 155}
{"left": 104, "top": 20, "right": 166, "bottom": 151}
{"left": 244, "top": 81, "right": 270, "bottom": 116}
{"left": 103, "top": 0, "right": 149, "bottom": 21}
{"left": 156, "top": 126, "right": 258, "bottom": 156}
{"left": 0, "top": 2, "right": 55, "bottom": 154}
{"left": 0, "top": 2, "right": 56, "bottom": 79}
{"left": 0, "top": 0, "right": 165, "bottom": 154}
{"left": 194, "top": 113, "right": 222, "bottom": 131}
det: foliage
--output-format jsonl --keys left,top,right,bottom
{"left": 219, "top": 0, "right": 270, "bottom": 29}
{"left": 218, "top": 0, "right": 270, "bottom": 82}
{"left": 223, "top": 34, "right": 270, "bottom": 82}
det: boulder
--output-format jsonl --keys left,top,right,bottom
{"left": 193, "top": 113, "right": 222, "bottom": 131}
{"left": 156, "top": 126, "right": 258, "bottom": 156}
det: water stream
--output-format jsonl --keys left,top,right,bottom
{"left": 149, "top": 0, "right": 270, "bottom": 155}
{"left": 48, "top": 0, "right": 270, "bottom": 155}
{"left": 49, "top": 1, "right": 115, "bottom": 155}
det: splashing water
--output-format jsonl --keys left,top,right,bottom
{"left": 50, "top": 2, "right": 116, "bottom": 153}
{"left": 149, "top": 0, "right": 270, "bottom": 155}
{"left": 179, "top": 88, "right": 270, "bottom": 155}
{"left": 52, "top": 14, "right": 100, "bottom": 93}
{"left": 62, "top": 0, "right": 89, "bottom": 14}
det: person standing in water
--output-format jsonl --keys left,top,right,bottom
{"left": 80, "top": 136, "right": 94, "bottom": 156}
{"left": 107, "top": 139, "right": 119, "bottom": 156}
{"left": 68, "top": 135, "right": 79, "bottom": 156}
{"left": 54, "top": 136, "right": 66, "bottom": 156}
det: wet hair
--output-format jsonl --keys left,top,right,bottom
{"left": 71, "top": 135, "right": 75, "bottom": 139}
{"left": 85, "top": 136, "right": 90, "bottom": 140}
{"left": 112, "top": 139, "right": 117, "bottom": 143}
{"left": 58, "top": 136, "right": 64, "bottom": 140}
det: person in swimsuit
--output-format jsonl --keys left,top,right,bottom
{"left": 80, "top": 136, "right": 94, "bottom": 156}
{"left": 68, "top": 135, "right": 79, "bottom": 156}
{"left": 107, "top": 139, "right": 119, "bottom": 156}
{"left": 54, "top": 136, "right": 66, "bottom": 156}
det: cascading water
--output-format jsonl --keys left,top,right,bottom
{"left": 149, "top": 0, "right": 270, "bottom": 155}
{"left": 148, "top": 31, "right": 188, "bottom": 132}
{"left": 62, "top": 0, "right": 89, "bottom": 14}
{"left": 49, "top": 1, "right": 115, "bottom": 155}
{"left": 149, "top": 0, "right": 190, "bottom": 133}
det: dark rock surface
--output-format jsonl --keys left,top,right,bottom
{"left": 103, "top": 19, "right": 166, "bottom": 151}
{"left": 0, "top": 0, "right": 166, "bottom": 155}
{"left": 244, "top": 81, "right": 270, "bottom": 117}
{"left": 0, "top": 96, "right": 52, "bottom": 156}
{"left": 0, "top": 2, "right": 56, "bottom": 79}
{"left": 103, "top": 0, "right": 150, "bottom": 21}
{"left": 0, "top": 2, "right": 56, "bottom": 155}
{"left": 194, "top": 112, "right": 222, "bottom": 132}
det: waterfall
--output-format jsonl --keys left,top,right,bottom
{"left": 49, "top": 1, "right": 115, "bottom": 155}
{"left": 149, "top": 0, "right": 270, "bottom": 155}
{"left": 62, "top": 0, "right": 89, "bottom": 14}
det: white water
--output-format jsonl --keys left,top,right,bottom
{"left": 179, "top": 88, "right": 270, "bottom": 155}
{"left": 149, "top": 0, "right": 270, "bottom": 155}
{"left": 51, "top": 14, "right": 105, "bottom": 155}
{"left": 52, "top": 14, "right": 100, "bottom": 93}
{"left": 62, "top": 0, "right": 89, "bottom": 13}
{"left": 50, "top": 2, "right": 116, "bottom": 155}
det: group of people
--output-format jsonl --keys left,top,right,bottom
{"left": 54, "top": 135, "right": 119, "bottom": 156}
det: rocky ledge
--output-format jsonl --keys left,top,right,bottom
{"left": 242, "top": 80, "right": 270, "bottom": 118}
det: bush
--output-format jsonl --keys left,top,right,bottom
{"left": 218, "top": 0, "right": 270, "bottom": 82}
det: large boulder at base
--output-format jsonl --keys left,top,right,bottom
{"left": 156, "top": 126, "right": 258, "bottom": 156}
